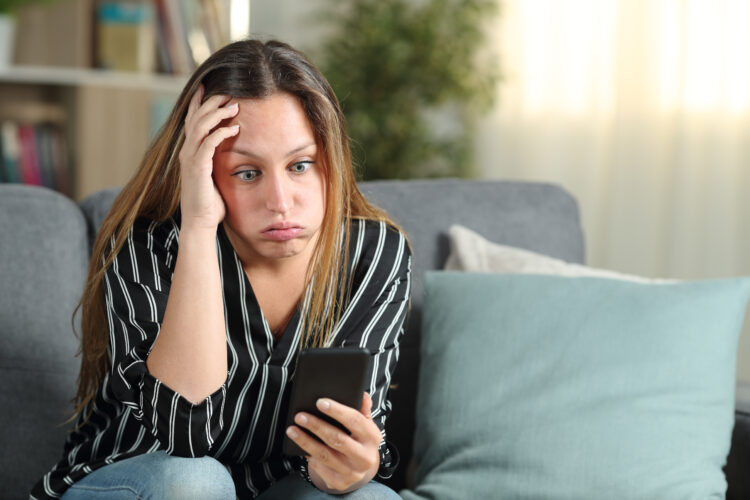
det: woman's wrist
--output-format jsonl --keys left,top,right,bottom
{"left": 179, "top": 221, "right": 219, "bottom": 239}
{"left": 307, "top": 457, "right": 378, "bottom": 494}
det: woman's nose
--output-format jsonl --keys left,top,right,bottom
{"left": 264, "top": 174, "right": 291, "bottom": 214}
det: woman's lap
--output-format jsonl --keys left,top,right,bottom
{"left": 61, "top": 451, "right": 235, "bottom": 500}
{"left": 257, "top": 473, "right": 401, "bottom": 500}
{"left": 61, "top": 452, "right": 400, "bottom": 499}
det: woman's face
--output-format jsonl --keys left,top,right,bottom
{"left": 213, "top": 92, "right": 326, "bottom": 267}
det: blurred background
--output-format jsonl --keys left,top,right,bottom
{"left": 2, "top": 0, "right": 750, "bottom": 385}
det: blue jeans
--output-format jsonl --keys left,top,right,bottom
{"left": 61, "top": 451, "right": 401, "bottom": 499}
{"left": 61, "top": 452, "right": 235, "bottom": 499}
{"left": 257, "top": 473, "right": 401, "bottom": 500}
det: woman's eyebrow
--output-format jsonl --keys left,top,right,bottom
{"left": 229, "top": 143, "right": 316, "bottom": 159}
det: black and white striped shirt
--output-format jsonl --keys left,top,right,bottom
{"left": 32, "top": 215, "right": 411, "bottom": 499}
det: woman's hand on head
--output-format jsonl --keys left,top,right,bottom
{"left": 178, "top": 84, "right": 240, "bottom": 232}
{"left": 286, "top": 393, "right": 382, "bottom": 494}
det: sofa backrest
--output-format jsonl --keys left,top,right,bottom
{"left": 0, "top": 184, "right": 89, "bottom": 498}
{"left": 0, "top": 180, "right": 584, "bottom": 497}
{"left": 77, "top": 179, "right": 586, "bottom": 489}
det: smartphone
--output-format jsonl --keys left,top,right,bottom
{"left": 282, "top": 347, "right": 371, "bottom": 456}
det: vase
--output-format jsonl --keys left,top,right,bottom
{"left": 0, "top": 13, "right": 16, "bottom": 68}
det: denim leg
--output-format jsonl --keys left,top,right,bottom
{"left": 257, "top": 473, "right": 401, "bottom": 500}
{"left": 61, "top": 451, "right": 236, "bottom": 500}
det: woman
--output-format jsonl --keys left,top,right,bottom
{"left": 31, "top": 39, "right": 411, "bottom": 499}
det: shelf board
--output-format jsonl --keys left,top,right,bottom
{"left": 0, "top": 65, "right": 188, "bottom": 93}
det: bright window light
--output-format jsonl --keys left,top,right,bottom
{"left": 515, "top": 0, "right": 750, "bottom": 115}
{"left": 230, "top": 0, "right": 250, "bottom": 42}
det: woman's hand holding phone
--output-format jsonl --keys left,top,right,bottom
{"left": 179, "top": 84, "right": 239, "bottom": 232}
{"left": 286, "top": 393, "right": 382, "bottom": 494}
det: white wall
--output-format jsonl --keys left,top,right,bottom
{"left": 249, "top": 0, "right": 325, "bottom": 52}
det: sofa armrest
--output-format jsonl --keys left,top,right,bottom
{"left": 726, "top": 410, "right": 750, "bottom": 499}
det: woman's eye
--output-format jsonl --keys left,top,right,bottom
{"left": 290, "top": 161, "right": 313, "bottom": 174}
{"left": 232, "top": 170, "right": 259, "bottom": 181}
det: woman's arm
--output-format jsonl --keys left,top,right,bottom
{"left": 146, "top": 85, "right": 239, "bottom": 404}
{"left": 104, "top": 220, "right": 228, "bottom": 457}
{"left": 144, "top": 226, "right": 227, "bottom": 404}
{"left": 103, "top": 87, "right": 241, "bottom": 457}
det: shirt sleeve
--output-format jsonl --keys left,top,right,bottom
{"left": 333, "top": 220, "right": 412, "bottom": 479}
{"left": 103, "top": 218, "right": 226, "bottom": 457}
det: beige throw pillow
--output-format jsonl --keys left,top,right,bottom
{"left": 444, "top": 224, "right": 676, "bottom": 283}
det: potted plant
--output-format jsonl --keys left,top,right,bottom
{"left": 313, "top": 0, "right": 500, "bottom": 180}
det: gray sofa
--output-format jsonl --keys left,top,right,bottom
{"left": 1, "top": 179, "right": 748, "bottom": 499}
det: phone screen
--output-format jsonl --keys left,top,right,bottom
{"left": 282, "top": 347, "right": 371, "bottom": 456}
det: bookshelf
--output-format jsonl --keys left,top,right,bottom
{"left": 0, "top": 0, "right": 239, "bottom": 201}
{"left": 0, "top": 66, "right": 185, "bottom": 200}
{"left": 0, "top": 65, "right": 186, "bottom": 92}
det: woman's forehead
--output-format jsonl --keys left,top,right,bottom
{"left": 216, "top": 93, "right": 317, "bottom": 156}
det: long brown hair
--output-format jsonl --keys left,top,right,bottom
{"left": 73, "top": 39, "right": 399, "bottom": 419}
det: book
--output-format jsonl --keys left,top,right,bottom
{"left": 49, "top": 127, "right": 70, "bottom": 195}
{"left": 97, "top": 0, "right": 157, "bottom": 72}
{"left": 181, "top": 0, "right": 212, "bottom": 67}
{"left": 17, "top": 124, "right": 43, "bottom": 186}
{"left": 200, "top": 0, "right": 224, "bottom": 53}
{"left": 153, "top": 0, "right": 173, "bottom": 73}
{"left": 153, "top": 0, "right": 236, "bottom": 74}
{"left": 35, "top": 125, "right": 57, "bottom": 189}
{"left": 13, "top": 0, "right": 92, "bottom": 68}
{"left": 162, "top": 0, "right": 193, "bottom": 74}
{"left": 1, "top": 122, "right": 20, "bottom": 184}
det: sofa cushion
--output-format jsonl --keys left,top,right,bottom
{"left": 0, "top": 185, "right": 88, "bottom": 498}
{"left": 401, "top": 272, "right": 750, "bottom": 500}
{"left": 444, "top": 224, "right": 676, "bottom": 283}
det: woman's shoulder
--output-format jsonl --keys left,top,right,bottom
{"left": 130, "top": 213, "right": 181, "bottom": 245}
{"left": 349, "top": 217, "right": 409, "bottom": 246}
{"left": 347, "top": 217, "right": 411, "bottom": 275}
{"left": 107, "top": 214, "right": 181, "bottom": 283}
{"left": 132, "top": 212, "right": 180, "bottom": 235}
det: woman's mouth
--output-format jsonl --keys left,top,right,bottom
{"left": 262, "top": 223, "right": 304, "bottom": 241}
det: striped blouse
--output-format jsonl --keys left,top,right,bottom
{"left": 32, "top": 215, "right": 411, "bottom": 499}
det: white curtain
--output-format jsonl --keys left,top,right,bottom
{"left": 478, "top": 0, "right": 750, "bottom": 279}
{"left": 476, "top": 0, "right": 750, "bottom": 381}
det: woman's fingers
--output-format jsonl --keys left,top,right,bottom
{"left": 192, "top": 124, "right": 240, "bottom": 170}
{"left": 286, "top": 424, "right": 351, "bottom": 475}
{"left": 192, "top": 103, "right": 240, "bottom": 144}
{"left": 316, "top": 398, "right": 381, "bottom": 444}
{"left": 286, "top": 395, "right": 382, "bottom": 492}
{"left": 182, "top": 99, "right": 239, "bottom": 160}
{"left": 185, "top": 84, "right": 204, "bottom": 125}
{"left": 185, "top": 91, "right": 229, "bottom": 129}
{"left": 289, "top": 412, "right": 377, "bottom": 472}
{"left": 178, "top": 89, "right": 237, "bottom": 229}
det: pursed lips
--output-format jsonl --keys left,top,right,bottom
{"left": 261, "top": 222, "right": 304, "bottom": 241}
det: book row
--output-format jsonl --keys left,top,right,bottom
{"left": 97, "top": 0, "right": 240, "bottom": 74}
{"left": 0, "top": 121, "right": 70, "bottom": 196}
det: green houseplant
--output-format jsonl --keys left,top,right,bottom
{"left": 313, "top": 0, "right": 499, "bottom": 180}
{"left": 0, "top": 0, "right": 55, "bottom": 15}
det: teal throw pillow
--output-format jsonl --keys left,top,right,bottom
{"left": 400, "top": 272, "right": 750, "bottom": 500}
